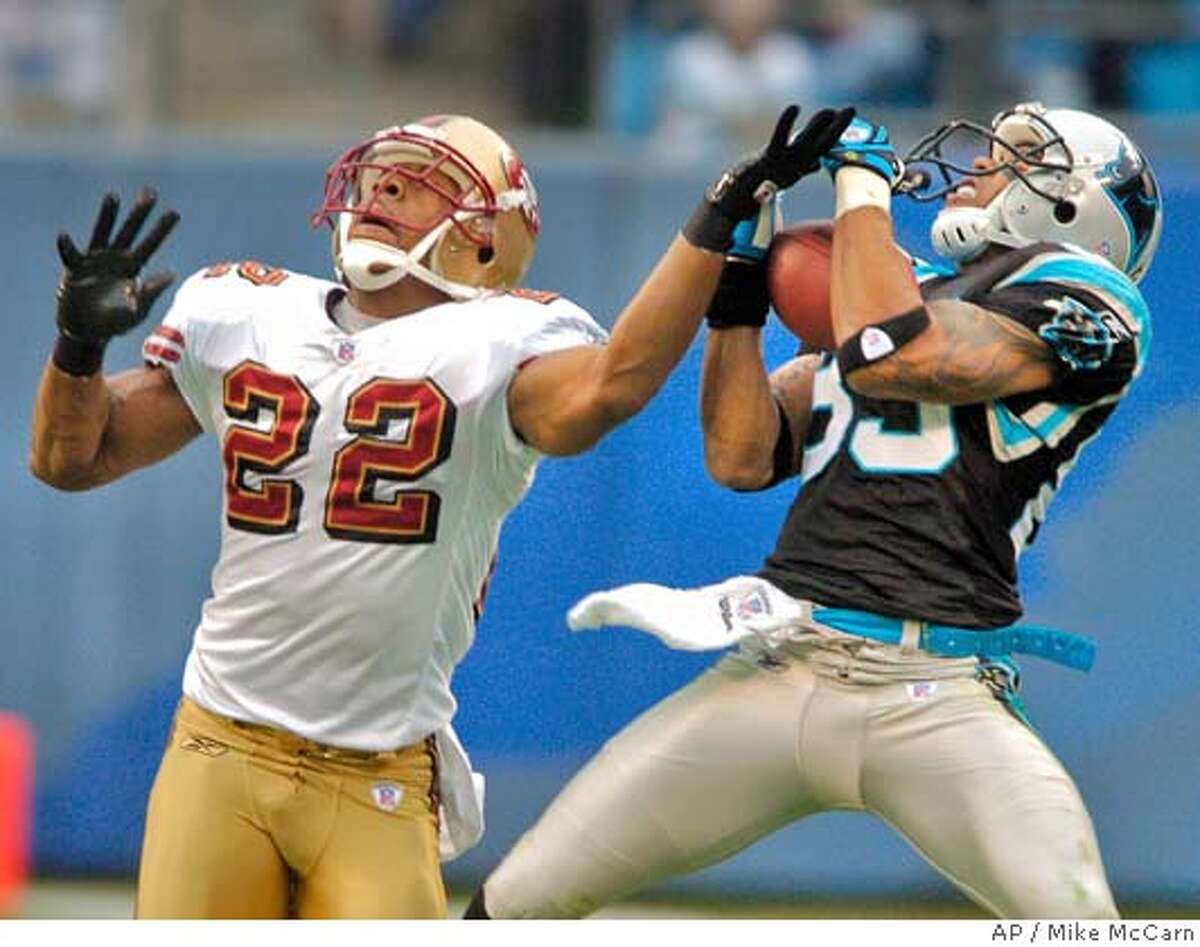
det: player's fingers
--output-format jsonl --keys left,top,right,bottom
{"left": 112, "top": 187, "right": 158, "bottom": 250}
{"left": 823, "top": 107, "right": 858, "bottom": 149}
{"left": 797, "top": 107, "right": 836, "bottom": 139}
{"left": 138, "top": 270, "right": 175, "bottom": 313}
{"left": 87, "top": 192, "right": 120, "bottom": 250}
{"left": 56, "top": 232, "right": 83, "bottom": 269}
{"left": 832, "top": 106, "right": 856, "bottom": 135}
{"left": 790, "top": 108, "right": 837, "bottom": 156}
{"left": 802, "top": 106, "right": 856, "bottom": 155}
{"left": 767, "top": 104, "right": 800, "bottom": 154}
{"left": 132, "top": 209, "right": 180, "bottom": 267}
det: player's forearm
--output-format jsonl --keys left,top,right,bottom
{"left": 507, "top": 238, "right": 723, "bottom": 457}
{"left": 594, "top": 235, "right": 723, "bottom": 418}
{"left": 29, "top": 360, "right": 112, "bottom": 490}
{"left": 830, "top": 179, "right": 922, "bottom": 347}
{"left": 700, "top": 329, "right": 778, "bottom": 489}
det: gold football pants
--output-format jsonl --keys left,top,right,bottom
{"left": 136, "top": 697, "right": 445, "bottom": 918}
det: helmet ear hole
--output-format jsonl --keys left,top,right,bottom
{"left": 477, "top": 246, "right": 495, "bottom": 265}
{"left": 1053, "top": 200, "right": 1077, "bottom": 224}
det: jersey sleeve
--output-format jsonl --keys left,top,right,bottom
{"left": 482, "top": 294, "right": 610, "bottom": 501}
{"left": 141, "top": 269, "right": 223, "bottom": 432}
{"left": 513, "top": 295, "right": 609, "bottom": 363}
{"left": 968, "top": 253, "right": 1150, "bottom": 404}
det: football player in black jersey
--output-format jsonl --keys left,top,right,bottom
{"left": 465, "top": 103, "right": 1161, "bottom": 919}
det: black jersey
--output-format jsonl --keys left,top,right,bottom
{"left": 759, "top": 242, "right": 1150, "bottom": 628}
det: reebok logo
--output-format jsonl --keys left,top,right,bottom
{"left": 717, "top": 595, "right": 735, "bottom": 632}
{"left": 180, "top": 735, "right": 228, "bottom": 757}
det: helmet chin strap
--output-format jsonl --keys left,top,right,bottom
{"left": 336, "top": 212, "right": 485, "bottom": 300}
{"left": 930, "top": 193, "right": 1027, "bottom": 265}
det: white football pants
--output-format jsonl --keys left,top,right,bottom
{"left": 483, "top": 641, "right": 1117, "bottom": 918}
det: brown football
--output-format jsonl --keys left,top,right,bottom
{"left": 766, "top": 220, "right": 835, "bottom": 350}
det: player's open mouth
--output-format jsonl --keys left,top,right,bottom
{"left": 353, "top": 216, "right": 401, "bottom": 241}
{"left": 946, "top": 183, "right": 978, "bottom": 206}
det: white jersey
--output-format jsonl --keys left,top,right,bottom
{"left": 143, "top": 260, "right": 607, "bottom": 856}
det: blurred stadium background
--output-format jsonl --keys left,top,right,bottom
{"left": 1, "top": 0, "right": 1198, "bottom": 920}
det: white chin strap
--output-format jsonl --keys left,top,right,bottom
{"left": 336, "top": 212, "right": 484, "bottom": 300}
{"left": 930, "top": 196, "right": 1027, "bottom": 265}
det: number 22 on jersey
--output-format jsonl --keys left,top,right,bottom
{"left": 801, "top": 358, "right": 959, "bottom": 481}
{"left": 221, "top": 360, "right": 457, "bottom": 543}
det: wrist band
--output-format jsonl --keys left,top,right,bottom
{"left": 705, "top": 259, "right": 769, "bottom": 329}
{"left": 835, "top": 165, "right": 892, "bottom": 219}
{"left": 52, "top": 333, "right": 106, "bottom": 376}
{"left": 836, "top": 306, "right": 931, "bottom": 377}
{"left": 682, "top": 200, "right": 738, "bottom": 253}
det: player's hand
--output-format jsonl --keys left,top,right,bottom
{"left": 820, "top": 116, "right": 904, "bottom": 187}
{"left": 683, "top": 105, "right": 856, "bottom": 253}
{"left": 727, "top": 194, "right": 781, "bottom": 265}
{"left": 56, "top": 188, "right": 180, "bottom": 344}
{"left": 704, "top": 197, "right": 779, "bottom": 329}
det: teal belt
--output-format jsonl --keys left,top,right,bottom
{"left": 810, "top": 607, "right": 1096, "bottom": 672}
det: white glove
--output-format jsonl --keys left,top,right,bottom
{"left": 567, "top": 576, "right": 806, "bottom": 652}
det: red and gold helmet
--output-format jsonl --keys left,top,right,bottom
{"left": 312, "top": 115, "right": 539, "bottom": 298}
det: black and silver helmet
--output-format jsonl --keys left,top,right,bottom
{"left": 903, "top": 102, "right": 1162, "bottom": 282}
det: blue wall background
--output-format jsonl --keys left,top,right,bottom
{"left": 0, "top": 140, "right": 1196, "bottom": 906}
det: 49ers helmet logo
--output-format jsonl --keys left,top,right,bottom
{"left": 502, "top": 146, "right": 540, "bottom": 237}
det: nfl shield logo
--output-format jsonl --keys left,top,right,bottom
{"left": 735, "top": 588, "right": 771, "bottom": 622}
{"left": 334, "top": 338, "right": 357, "bottom": 363}
{"left": 371, "top": 781, "right": 404, "bottom": 812}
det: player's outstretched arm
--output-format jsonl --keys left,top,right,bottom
{"left": 822, "top": 118, "right": 1056, "bottom": 404}
{"left": 30, "top": 189, "right": 201, "bottom": 491}
{"left": 507, "top": 235, "right": 719, "bottom": 457}
{"left": 509, "top": 105, "right": 855, "bottom": 456}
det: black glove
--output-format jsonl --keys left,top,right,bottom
{"left": 683, "top": 105, "right": 856, "bottom": 253}
{"left": 53, "top": 189, "right": 179, "bottom": 375}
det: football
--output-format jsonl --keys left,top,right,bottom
{"left": 766, "top": 220, "right": 835, "bottom": 350}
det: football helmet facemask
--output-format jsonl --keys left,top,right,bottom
{"left": 312, "top": 115, "right": 539, "bottom": 298}
{"left": 902, "top": 102, "right": 1162, "bottom": 283}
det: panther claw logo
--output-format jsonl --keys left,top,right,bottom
{"left": 1038, "top": 295, "right": 1128, "bottom": 370}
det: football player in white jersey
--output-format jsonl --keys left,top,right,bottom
{"left": 29, "top": 108, "right": 854, "bottom": 918}
{"left": 468, "top": 104, "right": 1161, "bottom": 918}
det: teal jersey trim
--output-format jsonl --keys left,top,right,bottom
{"left": 1030, "top": 404, "right": 1080, "bottom": 441}
{"left": 911, "top": 257, "right": 956, "bottom": 284}
{"left": 990, "top": 401, "right": 1084, "bottom": 452}
{"left": 991, "top": 402, "right": 1037, "bottom": 449}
